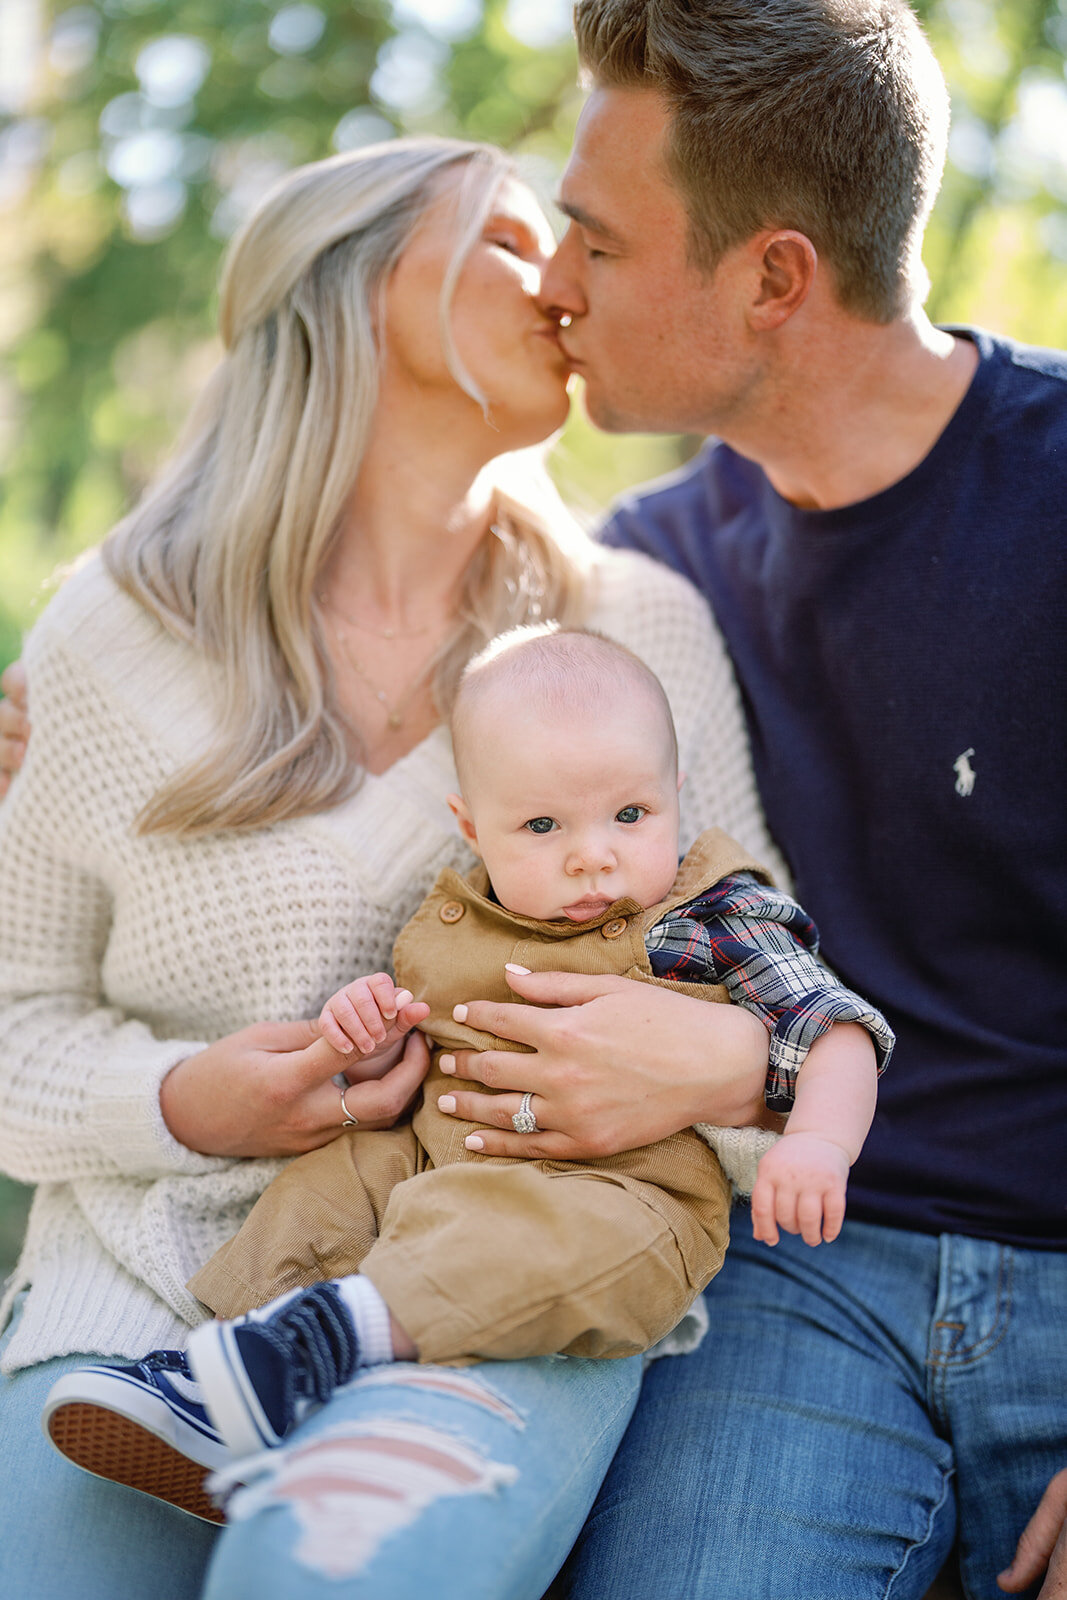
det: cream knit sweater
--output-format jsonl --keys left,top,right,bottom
{"left": 0, "top": 547, "right": 783, "bottom": 1374}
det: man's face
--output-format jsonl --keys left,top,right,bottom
{"left": 540, "top": 86, "right": 762, "bottom": 436}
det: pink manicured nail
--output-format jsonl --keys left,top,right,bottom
{"left": 465, "top": 1135, "right": 484, "bottom": 1151}
{"left": 505, "top": 964, "right": 531, "bottom": 976}
{"left": 439, "top": 1054, "right": 456, "bottom": 1074}
{"left": 437, "top": 1095, "right": 456, "bottom": 1113}
{"left": 452, "top": 1003, "right": 468, "bottom": 1023}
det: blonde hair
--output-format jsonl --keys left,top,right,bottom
{"left": 103, "top": 136, "right": 591, "bottom": 836}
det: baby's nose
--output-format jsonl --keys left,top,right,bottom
{"left": 566, "top": 837, "right": 617, "bottom": 875}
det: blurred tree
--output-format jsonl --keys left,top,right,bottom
{"left": 917, "top": 0, "right": 1067, "bottom": 335}
{"left": 0, "top": 0, "right": 398, "bottom": 662}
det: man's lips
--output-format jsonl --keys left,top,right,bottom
{"left": 533, "top": 325, "right": 574, "bottom": 370}
{"left": 561, "top": 896, "right": 614, "bottom": 921}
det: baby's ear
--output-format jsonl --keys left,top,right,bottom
{"left": 447, "top": 793, "right": 480, "bottom": 851}
{"left": 677, "top": 770, "right": 687, "bottom": 792}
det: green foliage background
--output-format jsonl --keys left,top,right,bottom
{"left": 1, "top": 0, "right": 1066, "bottom": 1272}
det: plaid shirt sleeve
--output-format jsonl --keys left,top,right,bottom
{"left": 646, "top": 872, "right": 895, "bottom": 1111}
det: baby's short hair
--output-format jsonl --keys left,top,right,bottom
{"left": 451, "top": 624, "right": 678, "bottom": 788}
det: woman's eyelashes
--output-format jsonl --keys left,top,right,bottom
{"left": 485, "top": 220, "right": 536, "bottom": 259}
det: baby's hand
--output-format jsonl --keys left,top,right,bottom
{"left": 318, "top": 973, "right": 429, "bottom": 1073}
{"left": 750, "top": 1131, "right": 851, "bottom": 1248}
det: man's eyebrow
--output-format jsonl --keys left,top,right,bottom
{"left": 555, "top": 199, "right": 626, "bottom": 246}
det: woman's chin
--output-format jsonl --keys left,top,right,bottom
{"left": 484, "top": 399, "right": 573, "bottom": 455}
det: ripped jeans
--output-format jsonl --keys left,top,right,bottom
{"left": 202, "top": 1354, "right": 641, "bottom": 1599}
{"left": 0, "top": 1292, "right": 641, "bottom": 1600}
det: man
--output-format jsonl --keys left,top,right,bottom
{"left": 437, "top": 2, "right": 1067, "bottom": 1596}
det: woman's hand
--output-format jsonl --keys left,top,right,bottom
{"left": 0, "top": 659, "right": 29, "bottom": 798}
{"left": 435, "top": 968, "right": 769, "bottom": 1160}
{"left": 159, "top": 1018, "right": 430, "bottom": 1159}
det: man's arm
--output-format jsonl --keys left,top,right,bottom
{"left": 434, "top": 967, "right": 770, "bottom": 1159}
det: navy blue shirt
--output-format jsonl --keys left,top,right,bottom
{"left": 602, "top": 328, "right": 1067, "bottom": 1248}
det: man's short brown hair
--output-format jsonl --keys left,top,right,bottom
{"left": 573, "top": 0, "right": 950, "bottom": 322}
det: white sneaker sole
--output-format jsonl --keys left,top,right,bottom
{"left": 42, "top": 1370, "right": 231, "bottom": 1523}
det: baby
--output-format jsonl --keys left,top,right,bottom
{"left": 45, "top": 627, "right": 892, "bottom": 1513}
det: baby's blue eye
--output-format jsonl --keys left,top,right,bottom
{"left": 525, "top": 817, "right": 556, "bottom": 834}
{"left": 616, "top": 806, "right": 645, "bottom": 825}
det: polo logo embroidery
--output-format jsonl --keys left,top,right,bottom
{"left": 953, "top": 748, "right": 977, "bottom": 797}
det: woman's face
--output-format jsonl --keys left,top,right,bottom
{"left": 382, "top": 171, "right": 572, "bottom": 449}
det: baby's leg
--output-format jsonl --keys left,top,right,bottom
{"left": 358, "top": 1128, "right": 731, "bottom": 1364}
{"left": 182, "top": 1128, "right": 724, "bottom": 1460}
{"left": 188, "top": 1123, "right": 420, "bottom": 1318}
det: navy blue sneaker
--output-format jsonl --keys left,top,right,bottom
{"left": 42, "top": 1349, "right": 232, "bottom": 1523}
{"left": 187, "top": 1283, "right": 359, "bottom": 1457}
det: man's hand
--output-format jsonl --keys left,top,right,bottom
{"left": 0, "top": 659, "right": 29, "bottom": 799}
{"left": 999, "top": 1469, "right": 1067, "bottom": 1597}
{"left": 159, "top": 1019, "right": 430, "bottom": 1158}
{"left": 434, "top": 966, "right": 770, "bottom": 1160}
{"left": 749, "top": 1130, "right": 850, "bottom": 1246}
{"left": 318, "top": 972, "right": 430, "bottom": 1079}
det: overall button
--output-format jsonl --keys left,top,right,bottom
{"left": 439, "top": 900, "right": 465, "bottom": 924}
{"left": 602, "top": 917, "right": 628, "bottom": 940}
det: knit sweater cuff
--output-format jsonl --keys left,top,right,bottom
{"left": 694, "top": 1122, "right": 780, "bottom": 1196}
{"left": 87, "top": 1035, "right": 230, "bottom": 1179}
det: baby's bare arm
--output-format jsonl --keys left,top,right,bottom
{"left": 750, "top": 1022, "right": 877, "bottom": 1247}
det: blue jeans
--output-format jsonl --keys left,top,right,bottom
{"left": 564, "top": 1218, "right": 1067, "bottom": 1600}
{"left": 0, "top": 1293, "right": 640, "bottom": 1600}
{"left": 0, "top": 1300, "right": 219, "bottom": 1600}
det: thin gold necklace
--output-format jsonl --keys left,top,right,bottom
{"left": 318, "top": 592, "right": 431, "bottom": 641}
{"left": 327, "top": 616, "right": 439, "bottom": 732}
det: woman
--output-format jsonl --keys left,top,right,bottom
{"left": 0, "top": 136, "right": 776, "bottom": 1599}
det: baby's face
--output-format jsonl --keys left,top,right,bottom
{"left": 451, "top": 694, "right": 681, "bottom": 922}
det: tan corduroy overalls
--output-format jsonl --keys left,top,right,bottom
{"left": 189, "top": 828, "right": 770, "bottom": 1363}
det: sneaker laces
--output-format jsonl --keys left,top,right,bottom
{"left": 143, "top": 1349, "right": 194, "bottom": 1374}
{"left": 140, "top": 1349, "right": 205, "bottom": 1404}
{"left": 262, "top": 1284, "right": 358, "bottom": 1405}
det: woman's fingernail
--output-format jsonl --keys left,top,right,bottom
{"left": 452, "top": 1003, "right": 468, "bottom": 1023}
{"left": 395, "top": 989, "right": 413, "bottom": 1008}
{"left": 439, "top": 1054, "right": 456, "bottom": 1074}
{"left": 465, "top": 1135, "right": 484, "bottom": 1151}
{"left": 505, "top": 963, "right": 531, "bottom": 976}
{"left": 438, "top": 1095, "right": 456, "bottom": 1113}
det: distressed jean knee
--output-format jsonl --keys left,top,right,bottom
{"left": 213, "top": 1364, "right": 527, "bottom": 1584}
